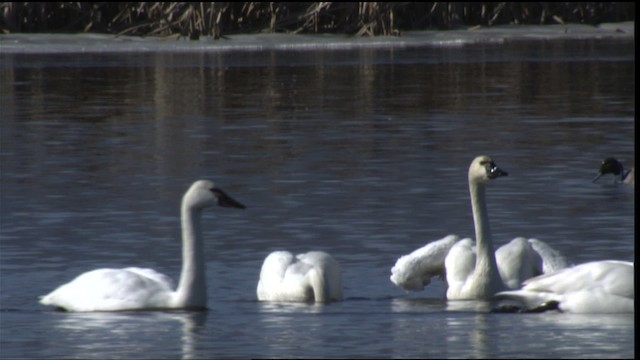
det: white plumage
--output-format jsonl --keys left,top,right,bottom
{"left": 390, "top": 156, "right": 568, "bottom": 300}
{"left": 39, "top": 180, "right": 245, "bottom": 312}
{"left": 257, "top": 250, "right": 343, "bottom": 303}
{"left": 495, "top": 260, "right": 634, "bottom": 313}
{"left": 390, "top": 236, "right": 567, "bottom": 296}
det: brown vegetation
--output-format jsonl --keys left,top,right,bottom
{"left": 0, "top": 2, "right": 635, "bottom": 39}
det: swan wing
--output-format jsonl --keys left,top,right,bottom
{"left": 495, "top": 238, "right": 570, "bottom": 289}
{"left": 390, "top": 235, "right": 459, "bottom": 291}
{"left": 495, "top": 237, "right": 541, "bottom": 289}
{"left": 496, "top": 288, "right": 634, "bottom": 314}
{"left": 257, "top": 251, "right": 296, "bottom": 300}
{"left": 522, "top": 260, "right": 633, "bottom": 296}
{"left": 124, "top": 267, "right": 175, "bottom": 290}
{"left": 39, "top": 268, "right": 174, "bottom": 311}
{"left": 257, "top": 251, "right": 326, "bottom": 302}
{"left": 297, "top": 251, "right": 343, "bottom": 302}
{"left": 494, "top": 289, "right": 560, "bottom": 309}
{"left": 495, "top": 261, "right": 634, "bottom": 313}
{"left": 527, "top": 238, "right": 569, "bottom": 274}
{"left": 444, "top": 238, "right": 477, "bottom": 298}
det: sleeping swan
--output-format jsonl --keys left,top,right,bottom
{"left": 257, "top": 251, "right": 343, "bottom": 303}
{"left": 494, "top": 260, "right": 634, "bottom": 313}
{"left": 593, "top": 158, "right": 634, "bottom": 185}
{"left": 390, "top": 156, "right": 568, "bottom": 300}
{"left": 39, "top": 180, "right": 245, "bottom": 312}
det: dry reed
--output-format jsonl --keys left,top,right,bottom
{"left": 0, "top": 2, "right": 635, "bottom": 39}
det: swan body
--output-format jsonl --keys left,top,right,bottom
{"left": 257, "top": 250, "right": 343, "bottom": 303}
{"left": 391, "top": 236, "right": 568, "bottom": 293}
{"left": 593, "top": 158, "right": 634, "bottom": 185}
{"left": 495, "top": 260, "right": 634, "bottom": 313}
{"left": 390, "top": 156, "right": 568, "bottom": 300}
{"left": 39, "top": 180, "right": 245, "bottom": 312}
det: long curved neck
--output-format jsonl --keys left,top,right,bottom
{"left": 469, "top": 179, "right": 500, "bottom": 281}
{"left": 175, "top": 202, "right": 207, "bottom": 308}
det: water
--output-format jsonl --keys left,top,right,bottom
{"left": 0, "top": 29, "right": 635, "bottom": 359}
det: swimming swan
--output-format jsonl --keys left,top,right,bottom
{"left": 494, "top": 260, "right": 634, "bottom": 313}
{"left": 257, "top": 250, "right": 343, "bottom": 303}
{"left": 390, "top": 156, "right": 568, "bottom": 300}
{"left": 39, "top": 180, "right": 245, "bottom": 312}
{"left": 593, "top": 158, "right": 634, "bottom": 185}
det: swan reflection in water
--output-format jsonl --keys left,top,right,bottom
{"left": 44, "top": 310, "right": 206, "bottom": 359}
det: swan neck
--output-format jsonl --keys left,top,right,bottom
{"left": 469, "top": 180, "right": 497, "bottom": 269}
{"left": 175, "top": 202, "right": 207, "bottom": 307}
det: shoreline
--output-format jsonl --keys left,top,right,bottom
{"left": 0, "top": 22, "right": 634, "bottom": 55}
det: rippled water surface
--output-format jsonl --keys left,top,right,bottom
{"left": 0, "top": 32, "right": 635, "bottom": 359}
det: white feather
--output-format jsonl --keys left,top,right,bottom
{"left": 257, "top": 250, "right": 343, "bottom": 303}
{"left": 39, "top": 180, "right": 244, "bottom": 312}
{"left": 390, "top": 156, "right": 569, "bottom": 300}
{"left": 495, "top": 260, "right": 634, "bottom": 313}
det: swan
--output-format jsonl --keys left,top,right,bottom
{"left": 494, "top": 260, "right": 634, "bottom": 313}
{"left": 257, "top": 250, "right": 343, "bottom": 303}
{"left": 593, "top": 158, "right": 634, "bottom": 185}
{"left": 390, "top": 155, "right": 568, "bottom": 300}
{"left": 39, "top": 180, "right": 245, "bottom": 312}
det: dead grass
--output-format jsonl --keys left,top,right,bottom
{"left": 0, "top": 2, "right": 635, "bottom": 39}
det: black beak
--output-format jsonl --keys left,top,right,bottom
{"left": 592, "top": 172, "right": 603, "bottom": 183}
{"left": 488, "top": 163, "right": 508, "bottom": 179}
{"left": 212, "top": 188, "right": 246, "bottom": 209}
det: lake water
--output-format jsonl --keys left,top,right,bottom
{"left": 0, "top": 26, "right": 635, "bottom": 359}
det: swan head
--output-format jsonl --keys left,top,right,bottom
{"left": 593, "top": 158, "right": 624, "bottom": 182}
{"left": 183, "top": 180, "right": 246, "bottom": 210}
{"left": 469, "top": 155, "right": 508, "bottom": 185}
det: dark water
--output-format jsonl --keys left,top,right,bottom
{"left": 0, "top": 32, "right": 635, "bottom": 359}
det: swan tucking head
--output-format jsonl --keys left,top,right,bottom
{"left": 469, "top": 155, "right": 508, "bottom": 184}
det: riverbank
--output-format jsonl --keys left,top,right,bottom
{"left": 0, "top": 21, "right": 634, "bottom": 55}
{"left": 1, "top": 2, "right": 635, "bottom": 39}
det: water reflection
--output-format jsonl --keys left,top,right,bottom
{"left": 178, "top": 312, "right": 207, "bottom": 360}
{"left": 445, "top": 300, "right": 494, "bottom": 313}
{"left": 0, "top": 37, "right": 634, "bottom": 359}
{"left": 256, "top": 301, "right": 324, "bottom": 314}
{"left": 390, "top": 296, "right": 447, "bottom": 313}
{"left": 255, "top": 301, "right": 337, "bottom": 358}
{"left": 442, "top": 313, "right": 492, "bottom": 359}
{"left": 41, "top": 310, "right": 207, "bottom": 360}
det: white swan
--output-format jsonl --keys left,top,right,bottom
{"left": 593, "top": 158, "right": 634, "bottom": 185}
{"left": 390, "top": 155, "right": 568, "bottom": 300}
{"left": 494, "top": 260, "right": 634, "bottom": 313}
{"left": 39, "top": 180, "right": 245, "bottom": 312}
{"left": 257, "top": 250, "right": 343, "bottom": 303}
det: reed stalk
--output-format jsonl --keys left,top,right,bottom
{"left": 0, "top": 2, "right": 634, "bottom": 38}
